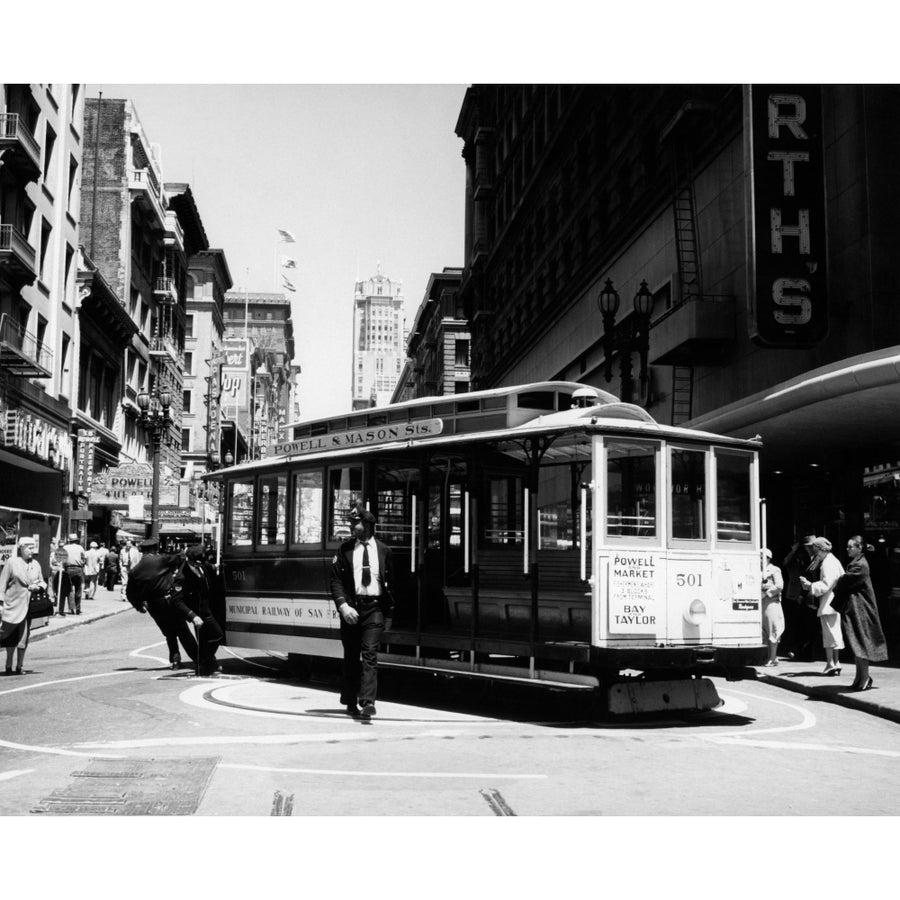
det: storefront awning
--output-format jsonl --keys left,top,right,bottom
{"left": 689, "top": 347, "right": 900, "bottom": 467}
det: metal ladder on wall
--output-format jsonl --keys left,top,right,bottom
{"left": 669, "top": 135, "right": 703, "bottom": 426}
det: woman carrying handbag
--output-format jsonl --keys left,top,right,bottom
{"left": 0, "top": 537, "right": 48, "bottom": 676}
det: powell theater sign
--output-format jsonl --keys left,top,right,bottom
{"left": 90, "top": 463, "right": 180, "bottom": 523}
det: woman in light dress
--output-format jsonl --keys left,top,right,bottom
{"left": 0, "top": 537, "right": 48, "bottom": 675}
{"left": 800, "top": 536, "right": 845, "bottom": 675}
{"left": 761, "top": 548, "right": 785, "bottom": 666}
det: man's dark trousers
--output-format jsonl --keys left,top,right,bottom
{"left": 339, "top": 598, "right": 385, "bottom": 706}
{"left": 59, "top": 571, "right": 84, "bottom": 614}
{"left": 146, "top": 601, "right": 198, "bottom": 663}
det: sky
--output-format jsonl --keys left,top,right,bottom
{"left": 91, "top": 83, "right": 468, "bottom": 421}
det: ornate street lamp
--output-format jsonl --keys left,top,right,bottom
{"left": 137, "top": 384, "right": 173, "bottom": 539}
{"left": 597, "top": 278, "right": 653, "bottom": 403}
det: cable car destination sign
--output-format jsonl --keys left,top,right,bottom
{"left": 267, "top": 418, "right": 444, "bottom": 458}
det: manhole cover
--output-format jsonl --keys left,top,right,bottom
{"left": 31, "top": 757, "right": 219, "bottom": 815}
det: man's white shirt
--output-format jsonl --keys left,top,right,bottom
{"left": 352, "top": 539, "right": 381, "bottom": 596}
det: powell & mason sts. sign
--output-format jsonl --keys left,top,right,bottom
{"left": 267, "top": 419, "right": 444, "bottom": 459}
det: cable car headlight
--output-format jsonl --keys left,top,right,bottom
{"left": 683, "top": 599, "right": 707, "bottom": 626}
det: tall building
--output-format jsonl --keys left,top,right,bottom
{"left": 223, "top": 290, "right": 295, "bottom": 460}
{"left": 1, "top": 83, "right": 84, "bottom": 562}
{"left": 78, "top": 98, "right": 206, "bottom": 541}
{"left": 352, "top": 266, "right": 405, "bottom": 409}
{"left": 393, "top": 267, "right": 467, "bottom": 402}
{"left": 454, "top": 84, "right": 900, "bottom": 638}
{"left": 181, "top": 245, "right": 232, "bottom": 478}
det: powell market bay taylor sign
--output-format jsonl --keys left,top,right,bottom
{"left": 268, "top": 418, "right": 444, "bottom": 458}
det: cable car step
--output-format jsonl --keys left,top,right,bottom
{"left": 608, "top": 677, "right": 721, "bottom": 715}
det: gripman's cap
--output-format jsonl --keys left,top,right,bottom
{"left": 349, "top": 504, "right": 375, "bottom": 524}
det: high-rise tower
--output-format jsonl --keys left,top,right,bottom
{"left": 351, "top": 265, "right": 405, "bottom": 409}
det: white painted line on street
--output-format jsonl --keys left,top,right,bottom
{"left": 218, "top": 762, "right": 546, "bottom": 779}
{"left": 0, "top": 737, "right": 124, "bottom": 758}
{"left": 0, "top": 769, "right": 35, "bottom": 781}
{"left": 0, "top": 669, "right": 138, "bottom": 697}
{"left": 711, "top": 688, "right": 818, "bottom": 736}
{"left": 131, "top": 641, "right": 170, "bottom": 665}
{"left": 709, "top": 737, "right": 900, "bottom": 758}
{"left": 75, "top": 732, "right": 385, "bottom": 749}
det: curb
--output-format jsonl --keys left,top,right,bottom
{"left": 29, "top": 605, "right": 133, "bottom": 643}
{"left": 758, "top": 674, "right": 900, "bottom": 727}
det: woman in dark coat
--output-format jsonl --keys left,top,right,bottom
{"left": 831, "top": 535, "right": 888, "bottom": 691}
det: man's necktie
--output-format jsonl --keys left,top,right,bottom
{"left": 361, "top": 542, "right": 371, "bottom": 587}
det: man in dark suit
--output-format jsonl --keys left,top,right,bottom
{"left": 126, "top": 538, "right": 192, "bottom": 668}
{"left": 170, "top": 544, "right": 224, "bottom": 676}
{"left": 329, "top": 503, "right": 394, "bottom": 719}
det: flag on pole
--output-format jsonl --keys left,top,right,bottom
{"left": 282, "top": 275, "right": 296, "bottom": 292}
{"left": 281, "top": 255, "right": 297, "bottom": 269}
{"left": 277, "top": 228, "right": 296, "bottom": 243}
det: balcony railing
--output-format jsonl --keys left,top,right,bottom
{"left": 164, "top": 210, "right": 185, "bottom": 251}
{"left": 149, "top": 333, "right": 184, "bottom": 366}
{"left": 0, "top": 223, "right": 37, "bottom": 283}
{"left": 0, "top": 313, "right": 53, "bottom": 377}
{"left": 129, "top": 167, "right": 166, "bottom": 228}
{"left": 0, "top": 113, "right": 41, "bottom": 178}
{"left": 153, "top": 276, "right": 178, "bottom": 304}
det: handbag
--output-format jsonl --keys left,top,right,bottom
{"left": 27, "top": 586, "right": 54, "bottom": 620}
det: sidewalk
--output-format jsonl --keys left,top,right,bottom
{"left": 27, "top": 596, "right": 900, "bottom": 725}
{"left": 753, "top": 657, "right": 900, "bottom": 726}
{"left": 29, "top": 582, "right": 133, "bottom": 643}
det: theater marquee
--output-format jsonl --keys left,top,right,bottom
{"left": 745, "top": 85, "right": 828, "bottom": 347}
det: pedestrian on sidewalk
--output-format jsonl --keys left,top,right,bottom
{"left": 125, "top": 538, "right": 191, "bottom": 668}
{"left": 330, "top": 503, "right": 394, "bottom": 719}
{"left": 120, "top": 539, "right": 140, "bottom": 601}
{"left": 831, "top": 535, "right": 889, "bottom": 692}
{"left": 48, "top": 538, "right": 65, "bottom": 613}
{"left": 61, "top": 532, "right": 87, "bottom": 615}
{"left": 801, "top": 536, "right": 845, "bottom": 675}
{"left": 0, "top": 537, "right": 47, "bottom": 675}
{"left": 84, "top": 541, "right": 102, "bottom": 599}
{"left": 761, "top": 548, "right": 785, "bottom": 666}
{"left": 170, "top": 545, "right": 224, "bottom": 675}
{"left": 104, "top": 544, "right": 120, "bottom": 590}
{"left": 782, "top": 532, "right": 820, "bottom": 660}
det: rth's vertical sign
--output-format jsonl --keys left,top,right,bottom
{"left": 745, "top": 85, "right": 828, "bottom": 346}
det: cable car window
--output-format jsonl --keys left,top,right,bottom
{"left": 328, "top": 465, "right": 363, "bottom": 543}
{"left": 606, "top": 440, "right": 657, "bottom": 538}
{"left": 517, "top": 391, "right": 555, "bottom": 410}
{"left": 292, "top": 469, "right": 323, "bottom": 545}
{"left": 376, "top": 464, "right": 418, "bottom": 546}
{"left": 227, "top": 479, "right": 254, "bottom": 547}
{"left": 485, "top": 475, "right": 523, "bottom": 544}
{"left": 716, "top": 451, "right": 752, "bottom": 542}
{"left": 671, "top": 448, "right": 706, "bottom": 541}
{"left": 538, "top": 463, "right": 586, "bottom": 550}
{"left": 257, "top": 473, "right": 287, "bottom": 547}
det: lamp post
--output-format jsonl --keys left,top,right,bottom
{"left": 597, "top": 278, "right": 653, "bottom": 404}
{"left": 137, "top": 385, "right": 173, "bottom": 540}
